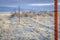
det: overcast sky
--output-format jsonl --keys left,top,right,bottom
{"left": 0, "top": 0, "right": 60, "bottom": 11}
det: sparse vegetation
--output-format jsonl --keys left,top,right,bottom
{"left": 0, "top": 11, "right": 59, "bottom": 40}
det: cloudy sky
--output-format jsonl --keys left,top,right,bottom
{"left": 0, "top": 0, "right": 60, "bottom": 11}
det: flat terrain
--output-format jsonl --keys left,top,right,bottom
{"left": 0, "top": 11, "right": 60, "bottom": 40}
